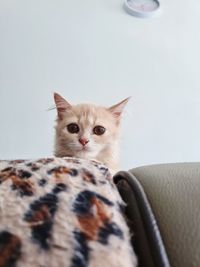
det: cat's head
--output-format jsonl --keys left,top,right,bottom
{"left": 54, "top": 93, "right": 130, "bottom": 159}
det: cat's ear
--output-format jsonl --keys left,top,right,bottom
{"left": 54, "top": 92, "right": 72, "bottom": 119}
{"left": 108, "top": 97, "right": 131, "bottom": 118}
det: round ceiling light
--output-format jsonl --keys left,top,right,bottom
{"left": 124, "top": 0, "right": 161, "bottom": 18}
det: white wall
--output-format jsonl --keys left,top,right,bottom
{"left": 1, "top": 0, "right": 200, "bottom": 170}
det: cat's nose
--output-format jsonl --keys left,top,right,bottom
{"left": 79, "top": 138, "right": 89, "bottom": 146}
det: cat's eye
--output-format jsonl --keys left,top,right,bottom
{"left": 67, "top": 123, "right": 79, "bottom": 134}
{"left": 93, "top": 126, "right": 106, "bottom": 135}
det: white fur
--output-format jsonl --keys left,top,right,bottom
{"left": 0, "top": 157, "right": 137, "bottom": 267}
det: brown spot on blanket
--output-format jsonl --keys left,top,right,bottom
{"left": 0, "top": 231, "right": 21, "bottom": 267}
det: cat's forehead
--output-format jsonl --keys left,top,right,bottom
{"left": 74, "top": 104, "right": 98, "bottom": 116}
{"left": 62, "top": 103, "right": 113, "bottom": 126}
{"left": 73, "top": 104, "right": 109, "bottom": 120}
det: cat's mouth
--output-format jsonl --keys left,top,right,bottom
{"left": 79, "top": 146, "right": 91, "bottom": 152}
{"left": 81, "top": 146, "right": 89, "bottom": 151}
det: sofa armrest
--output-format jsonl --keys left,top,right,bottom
{"left": 114, "top": 163, "right": 200, "bottom": 267}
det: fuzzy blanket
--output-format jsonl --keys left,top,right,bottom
{"left": 0, "top": 157, "right": 137, "bottom": 267}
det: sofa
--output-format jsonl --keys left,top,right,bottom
{"left": 1, "top": 159, "right": 199, "bottom": 267}
{"left": 114, "top": 162, "right": 200, "bottom": 267}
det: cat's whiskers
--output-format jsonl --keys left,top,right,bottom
{"left": 47, "top": 105, "right": 56, "bottom": 111}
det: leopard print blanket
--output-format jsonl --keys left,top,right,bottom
{"left": 0, "top": 157, "right": 137, "bottom": 267}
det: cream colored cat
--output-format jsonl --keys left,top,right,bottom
{"left": 54, "top": 93, "right": 130, "bottom": 175}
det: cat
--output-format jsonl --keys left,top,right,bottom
{"left": 53, "top": 93, "right": 130, "bottom": 175}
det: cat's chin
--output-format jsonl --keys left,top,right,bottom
{"left": 75, "top": 149, "right": 99, "bottom": 159}
{"left": 54, "top": 146, "right": 99, "bottom": 159}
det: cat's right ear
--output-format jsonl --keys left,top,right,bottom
{"left": 54, "top": 92, "right": 72, "bottom": 120}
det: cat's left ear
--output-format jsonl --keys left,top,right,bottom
{"left": 108, "top": 97, "right": 131, "bottom": 118}
{"left": 54, "top": 92, "right": 72, "bottom": 119}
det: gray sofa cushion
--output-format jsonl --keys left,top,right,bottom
{"left": 114, "top": 163, "right": 200, "bottom": 267}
